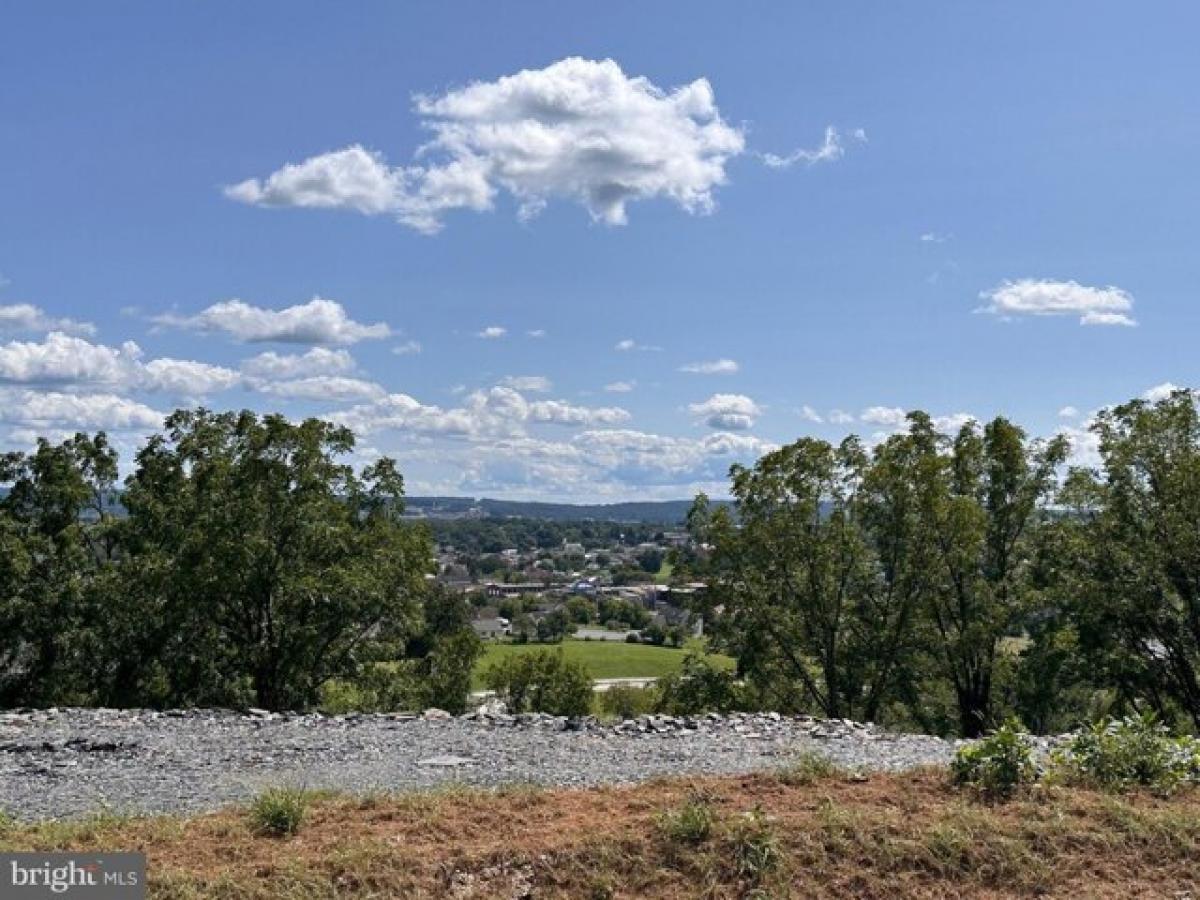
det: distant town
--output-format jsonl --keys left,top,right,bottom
{"left": 418, "top": 502, "right": 707, "bottom": 647}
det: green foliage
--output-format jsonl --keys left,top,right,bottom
{"left": 655, "top": 650, "right": 746, "bottom": 715}
{"left": 1051, "top": 714, "right": 1200, "bottom": 793}
{"left": 248, "top": 787, "right": 309, "bottom": 837}
{"left": 596, "top": 684, "right": 659, "bottom": 720}
{"left": 483, "top": 648, "right": 594, "bottom": 716}
{"left": 657, "top": 793, "right": 715, "bottom": 845}
{"left": 951, "top": 719, "right": 1038, "bottom": 798}
{"left": 726, "top": 806, "right": 782, "bottom": 884}
{"left": 775, "top": 749, "right": 838, "bottom": 786}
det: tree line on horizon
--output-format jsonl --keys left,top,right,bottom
{"left": 3, "top": 390, "right": 1200, "bottom": 738}
{"left": 681, "top": 389, "right": 1200, "bottom": 737}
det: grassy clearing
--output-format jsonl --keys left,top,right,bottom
{"left": 473, "top": 638, "right": 733, "bottom": 688}
{"left": 3, "top": 769, "right": 1198, "bottom": 897}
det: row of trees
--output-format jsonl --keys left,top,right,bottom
{"left": 687, "top": 390, "right": 1200, "bottom": 737}
{"left": 0, "top": 409, "right": 478, "bottom": 712}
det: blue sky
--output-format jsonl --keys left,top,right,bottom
{"left": 1, "top": 3, "right": 1197, "bottom": 499}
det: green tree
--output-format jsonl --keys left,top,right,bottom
{"left": 912, "top": 415, "right": 1067, "bottom": 736}
{"left": 1066, "top": 390, "right": 1200, "bottom": 728}
{"left": 692, "top": 436, "right": 908, "bottom": 720}
{"left": 114, "top": 409, "right": 429, "bottom": 710}
{"left": 0, "top": 433, "right": 118, "bottom": 706}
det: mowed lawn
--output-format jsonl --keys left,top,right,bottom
{"left": 473, "top": 639, "right": 732, "bottom": 688}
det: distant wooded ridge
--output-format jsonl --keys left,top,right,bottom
{"left": 0, "top": 486, "right": 731, "bottom": 525}
{"left": 403, "top": 496, "right": 734, "bottom": 523}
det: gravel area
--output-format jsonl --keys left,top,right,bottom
{"left": 0, "top": 707, "right": 967, "bottom": 821}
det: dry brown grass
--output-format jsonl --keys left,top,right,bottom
{"left": 2, "top": 769, "right": 1198, "bottom": 898}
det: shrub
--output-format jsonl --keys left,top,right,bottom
{"left": 655, "top": 651, "right": 744, "bottom": 715}
{"left": 248, "top": 787, "right": 309, "bottom": 837}
{"left": 657, "top": 793, "right": 716, "bottom": 845}
{"left": 726, "top": 806, "right": 782, "bottom": 884}
{"left": 415, "top": 629, "right": 483, "bottom": 715}
{"left": 775, "top": 749, "right": 838, "bottom": 786}
{"left": 951, "top": 719, "right": 1037, "bottom": 798}
{"left": 483, "top": 649, "right": 594, "bottom": 717}
{"left": 1051, "top": 713, "right": 1200, "bottom": 793}
{"left": 597, "top": 684, "right": 659, "bottom": 720}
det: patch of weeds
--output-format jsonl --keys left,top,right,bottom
{"left": 248, "top": 787, "right": 310, "bottom": 837}
{"left": 727, "top": 805, "right": 783, "bottom": 885}
{"left": 775, "top": 748, "right": 838, "bottom": 786}
{"left": 658, "top": 792, "right": 716, "bottom": 845}
{"left": 0, "top": 810, "right": 14, "bottom": 835}
{"left": 1051, "top": 713, "right": 1200, "bottom": 794}
{"left": 951, "top": 719, "right": 1037, "bottom": 799}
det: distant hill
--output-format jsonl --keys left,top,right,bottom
{"left": 405, "top": 496, "right": 730, "bottom": 524}
{"left": 0, "top": 486, "right": 725, "bottom": 525}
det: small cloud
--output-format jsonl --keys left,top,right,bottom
{"left": 1143, "top": 382, "right": 1183, "bottom": 402}
{"left": 679, "top": 358, "right": 739, "bottom": 375}
{"left": 392, "top": 340, "right": 422, "bottom": 355}
{"left": 0, "top": 303, "right": 96, "bottom": 336}
{"left": 153, "top": 296, "right": 391, "bottom": 345}
{"left": 762, "top": 126, "right": 864, "bottom": 169}
{"left": 477, "top": 326, "right": 507, "bottom": 339}
{"left": 978, "top": 279, "right": 1137, "bottom": 327}
{"left": 604, "top": 380, "right": 636, "bottom": 393}
{"left": 860, "top": 406, "right": 907, "bottom": 428}
{"left": 920, "top": 232, "right": 951, "bottom": 244}
{"left": 688, "top": 393, "right": 763, "bottom": 430}
{"left": 500, "top": 375, "right": 552, "bottom": 393}
{"left": 527, "top": 329, "right": 547, "bottom": 339}
{"left": 1057, "top": 405, "right": 1079, "bottom": 419}
{"left": 828, "top": 409, "right": 855, "bottom": 425}
{"left": 615, "top": 338, "right": 661, "bottom": 352}
{"left": 797, "top": 405, "right": 824, "bottom": 423}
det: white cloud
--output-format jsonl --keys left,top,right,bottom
{"left": 920, "top": 232, "right": 951, "bottom": 244}
{"left": 0, "top": 388, "right": 163, "bottom": 431}
{"left": 154, "top": 297, "right": 391, "bottom": 344}
{"left": 688, "top": 393, "right": 763, "bottom": 430}
{"left": 0, "top": 332, "right": 142, "bottom": 385}
{"left": 450, "top": 428, "right": 777, "bottom": 498}
{"left": 979, "top": 279, "right": 1137, "bottom": 327}
{"left": 477, "top": 326, "right": 507, "bottom": 339}
{"left": 615, "top": 338, "right": 661, "bottom": 352}
{"left": 241, "top": 348, "right": 356, "bottom": 379}
{"left": 0, "top": 332, "right": 241, "bottom": 399}
{"left": 762, "top": 125, "right": 865, "bottom": 169}
{"left": 828, "top": 409, "right": 855, "bottom": 425}
{"left": 224, "top": 145, "right": 406, "bottom": 215}
{"left": 1058, "top": 405, "right": 1079, "bottom": 419}
{"left": 500, "top": 375, "right": 552, "bottom": 393}
{"left": 933, "top": 412, "right": 977, "bottom": 433}
{"left": 257, "top": 375, "right": 387, "bottom": 402}
{"left": 331, "top": 385, "right": 629, "bottom": 439}
{"left": 227, "top": 57, "right": 746, "bottom": 232}
{"left": 392, "top": 340, "right": 422, "bottom": 356}
{"left": 527, "top": 329, "right": 547, "bottom": 339}
{"left": 679, "top": 358, "right": 739, "bottom": 374}
{"left": 1143, "top": 382, "right": 1182, "bottom": 402}
{"left": 140, "top": 358, "right": 241, "bottom": 397}
{"left": 798, "top": 405, "right": 824, "bottom": 423}
{"left": 860, "top": 405, "right": 908, "bottom": 428}
{"left": 0, "top": 303, "right": 95, "bottom": 336}
{"left": 604, "top": 380, "right": 636, "bottom": 393}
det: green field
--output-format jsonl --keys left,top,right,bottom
{"left": 473, "top": 638, "right": 732, "bottom": 688}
